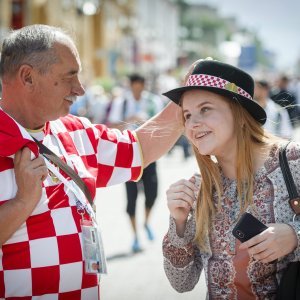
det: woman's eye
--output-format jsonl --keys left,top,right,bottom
{"left": 201, "top": 107, "right": 210, "bottom": 113}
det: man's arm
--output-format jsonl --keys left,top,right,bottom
{"left": 135, "top": 101, "right": 183, "bottom": 167}
{"left": 0, "top": 148, "right": 47, "bottom": 246}
{"left": 0, "top": 196, "right": 37, "bottom": 246}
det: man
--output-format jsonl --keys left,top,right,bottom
{"left": 107, "top": 74, "right": 164, "bottom": 252}
{"left": 0, "top": 25, "right": 182, "bottom": 299}
{"left": 270, "top": 75, "right": 299, "bottom": 127}
{"left": 254, "top": 80, "right": 293, "bottom": 139}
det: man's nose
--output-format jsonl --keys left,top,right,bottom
{"left": 73, "top": 78, "right": 85, "bottom": 96}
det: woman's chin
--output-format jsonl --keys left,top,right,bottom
{"left": 197, "top": 148, "right": 212, "bottom": 156}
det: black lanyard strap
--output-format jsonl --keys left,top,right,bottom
{"left": 32, "top": 137, "right": 93, "bottom": 206}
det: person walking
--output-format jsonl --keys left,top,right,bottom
{"left": 0, "top": 24, "right": 183, "bottom": 299}
{"left": 271, "top": 75, "right": 299, "bottom": 127}
{"left": 107, "top": 74, "right": 164, "bottom": 252}
{"left": 162, "top": 58, "right": 299, "bottom": 299}
{"left": 254, "top": 79, "right": 293, "bottom": 139}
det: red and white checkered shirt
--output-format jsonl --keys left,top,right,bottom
{"left": 0, "top": 110, "right": 142, "bottom": 299}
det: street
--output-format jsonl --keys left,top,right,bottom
{"left": 96, "top": 147, "right": 206, "bottom": 300}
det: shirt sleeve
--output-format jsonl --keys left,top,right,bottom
{"left": 107, "top": 97, "right": 125, "bottom": 123}
{"left": 152, "top": 95, "right": 165, "bottom": 114}
{"left": 87, "top": 118, "right": 143, "bottom": 187}
{"left": 279, "top": 108, "right": 293, "bottom": 139}
{"left": 163, "top": 212, "right": 203, "bottom": 293}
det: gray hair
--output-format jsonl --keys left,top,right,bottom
{"left": 0, "top": 24, "right": 74, "bottom": 79}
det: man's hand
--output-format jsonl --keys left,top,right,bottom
{"left": 183, "top": 58, "right": 213, "bottom": 84}
{"left": 0, "top": 147, "right": 48, "bottom": 246}
{"left": 14, "top": 147, "right": 48, "bottom": 207}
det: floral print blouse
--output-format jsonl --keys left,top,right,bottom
{"left": 163, "top": 142, "right": 300, "bottom": 300}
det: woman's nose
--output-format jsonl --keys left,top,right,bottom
{"left": 187, "top": 115, "right": 202, "bottom": 129}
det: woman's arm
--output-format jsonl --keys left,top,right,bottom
{"left": 163, "top": 214, "right": 203, "bottom": 292}
{"left": 163, "top": 175, "right": 203, "bottom": 292}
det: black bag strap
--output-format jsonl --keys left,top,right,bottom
{"left": 32, "top": 137, "right": 93, "bottom": 206}
{"left": 279, "top": 142, "right": 300, "bottom": 215}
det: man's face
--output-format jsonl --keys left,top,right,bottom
{"left": 130, "top": 81, "right": 144, "bottom": 98}
{"left": 254, "top": 83, "right": 268, "bottom": 103}
{"left": 30, "top": 42, "right": 85, "bottom": 124}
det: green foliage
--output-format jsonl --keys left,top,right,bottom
{"left": 93, "top": 77, "right": 116, "bottom": 92}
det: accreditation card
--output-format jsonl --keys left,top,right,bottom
{"left": 81, "top": 219, "right": 107, "bottom": 274}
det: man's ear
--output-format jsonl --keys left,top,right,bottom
{"left": 18, "top": 64, "right": 34, "bottom": 88}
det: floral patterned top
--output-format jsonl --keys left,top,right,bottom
{"left": 163, "top": 142, "right": 300, "bottom": 300}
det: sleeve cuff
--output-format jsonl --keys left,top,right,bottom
{"left": 167, "top": 214, "right": 196, "bottom": 248}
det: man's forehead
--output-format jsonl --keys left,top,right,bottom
{"left": 53, "top": 42, "right": 81, "bottom": 70}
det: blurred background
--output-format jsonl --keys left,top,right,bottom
{"left": 1, "top": 0, "right": 300, "bottom": 89}
{"left": 1, "top": 0, "right": 300, "bottom": 299}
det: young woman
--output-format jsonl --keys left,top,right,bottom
{"left": 162, "top": 58, "right": 300, "bottom": 299}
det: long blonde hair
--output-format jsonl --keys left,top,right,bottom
{"left": 191, "top": 97, "right": 267, "bottom": 251}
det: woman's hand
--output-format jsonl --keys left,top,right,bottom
{"left": 166, "top": 176, "right": 198, "bottom": 236}
{"left": 239, "top": 223, "right": 298, "bottom": 263}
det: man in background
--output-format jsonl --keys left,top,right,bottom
{"left": 108, "top": 74, "right": 164, "bottom": 252}
{"left": 255, "top": 80, "right": 293, "bottom": 139}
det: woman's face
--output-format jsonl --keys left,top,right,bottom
{"left": 182, "top": 89, "right": 237, "bottom": 158}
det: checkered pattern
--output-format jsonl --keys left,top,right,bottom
{"left": 186, "top": 74, "right": 252, "bottom": 100}
{"left": 0, "top": 110, "right": 142, "bottom": 298}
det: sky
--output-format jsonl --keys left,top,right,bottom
{"left": 187, "top": 0, "right": 300, "bottom": 72}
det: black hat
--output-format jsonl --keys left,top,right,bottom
{"left": 163, "top": 59, "right": 266, "bottom": 125}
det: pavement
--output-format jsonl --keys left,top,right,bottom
{"left": 96, "top": 147, "right": 206, "bottom": 300}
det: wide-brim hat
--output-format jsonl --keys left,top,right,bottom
{"left": 163, "top": 59, "right": 266, "bottom": 125}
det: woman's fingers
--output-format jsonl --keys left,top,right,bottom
{"left": 240, "top": 224, "right": 298, "bottom": 263}
{"left": 167, "top": 179, "right": 197, "bottom": 207}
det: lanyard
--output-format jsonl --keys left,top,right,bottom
{"left": 44, "top": 158, "right": 96, "bottom": 219}
{"left": 32, "top": 136, "right": 96, "bottom": 221}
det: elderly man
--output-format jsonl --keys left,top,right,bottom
{"left": 0, "top": 24, "right": 182, "bottom": 299}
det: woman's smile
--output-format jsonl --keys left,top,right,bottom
{"left": 195, "top": 131, "right": 211, "bottom": 140}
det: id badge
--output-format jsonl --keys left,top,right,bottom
{"left": 81, "top": 219, "right": 107, "bottom": 274}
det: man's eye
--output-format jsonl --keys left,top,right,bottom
{"left": 184, "top": 114, "right": 191, "bottom": 120}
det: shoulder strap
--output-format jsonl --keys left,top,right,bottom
{"left": 279, "top": 142, "right": 300, "bottom": 215}
{"left": 103, "top": 101, "right": 113, "bottom": 125}
{"left": 32, "top": 137, "right": 93, "bottom": 206}
{"left": 122, "top": 98, "right": 128, "bottom": 120}
{"left": 275, "top": 110, "right": 282, "bottom": 136}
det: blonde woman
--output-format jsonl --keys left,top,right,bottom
{"left": 162, "top": 59, "right": 300, "bottom": 299}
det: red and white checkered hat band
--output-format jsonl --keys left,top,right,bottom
{"left": 186, "top": 74, "right": 252, "bottom": 100}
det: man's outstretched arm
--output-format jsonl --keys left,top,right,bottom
{"left": 135, "top": 101, "right": 183, "bottom": 167}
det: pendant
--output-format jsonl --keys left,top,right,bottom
{"left": 49, "top": 168, "right": 60, "bottom": 183}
